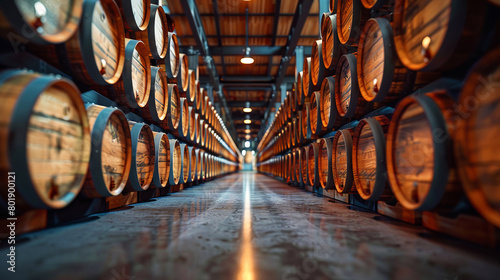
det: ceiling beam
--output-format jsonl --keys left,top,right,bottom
{"left": 212, "top": 0, "right": 226, "bottom": 75}
{"left": 178, "top": 35, "right": 319, "bottom": 39}
{"left": 268, "top": 0, "right": 282, "bottom": 76}
{"left": 180, "top": 46, "right": 312, "bottom": 56}
{"left": 170, "top": 13, "right": 319, "bottom": 17}
{"left": 232, "top": 112, "right": 264, "bottom": 120}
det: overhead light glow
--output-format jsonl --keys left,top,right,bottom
{"left": 243, "top": 107, "right": 252, "bottom": 113}
{"left": 241, "top": 56, "right": 254, "bottom": 65}
{"left": 245, "top": 135, "right": 252, "bottom": 140}
{"left": 244, "top": 120, "right": 252, "bottom": 124}
{"left": 245, "top": 129, "right": 251, "bottom": 133}
{"left": 245, "top": 141, "right": 250, "bottom": 148}
{"left": 242, "top": 150, "right": 247, "bottom": 156}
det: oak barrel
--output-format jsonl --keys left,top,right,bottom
{"left": 164, "top": 32, "right": 180, "bottom": 79}
{"left": 0, "top": 70, "right": 90, "bottom": 210}
{"left": 330, "top": 0, "right": 337, "bottom": 13}
{"left": 321, "top": 14, "right": 342, "bottom": 77}
{"left": 309, "top": 91, "right": 323, "bottom": 136}
{"left": 179, "top": 143, "right": 190, "bottom": 184}
{"left": 455, "top": 48, "right": 500, "bottom": 227}
{"left": 168, "top": 139, "right": 181, "bottom": 185}
{"left": 117, "top": 0, "right": 150, "bottom": 31}
{"left": 307, "top": 143, "right": 320, "bottom": 188}
{"left": 336, "top": 54, "right": 372, "bottom": 119}
{"left": 302, "top": 57, "right": 313, "bottom": 98}
{"left": 320, "top": 76, "right": 344, "bottom": 131}
{"left": 131, "top": 4, "right": 167, "bottom": 59}
{"left": 352, "top": 116, "right": 393, "bottom": 201}
{"left": 361, "top": 0, "right": 394, "bottom": 10}
{"left": 174, "top": 97, "right": 189, "bottom": 139}
{"left": 301, "top": 146, "right": 309, "bottom": 185}
{"left": 386, "top": 92, "right": 462, "bottom": 211}
{"left": 162, "top": 84, "right": 180, "bottom": 132}
{"left": 140, "top": 66, "right": 167, "bottom": 122}
{"left": 337, "top": 0, "right": 370, "bottom": 46}
{"left": 188, "top": 146, "right": 196, "bottom": 183}
{"left": 175, "top": 53, "right": 189, "bottom": 93}
{"left": 0, "top": 0, "right": 83, "bottom": 45}
{"left": 195, "top": 87, "right": 204, "bottom": 113}
{"left": 332, "top": 128, "right": 357, "bottom": 194}
{"left": 318, "top": 138, "right": 334, "bottom": 190}
{"left": 296, "top": 72, "right": 305, "bottom": 109}
{"left": 125, "top": 122, "right": 155, "bottom": 192}
{"left": 187, "top": 70, "right": 196, "bottom": 103}
{"left": 188, "top": 106, "right": 196, "bottom": 143}
{"left": 311, "top": 40, "right": 325, "bottom": 89}
{"left": 151, "top": 131, "right": 169, "bottom": 188}
{"left": 393, "top": 0, "right": 487, "bottom": 71}
{"left": 83, "top": 104, "right": 131, "bottom": 198}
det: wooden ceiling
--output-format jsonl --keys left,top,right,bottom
{"left": 166, "top": 0, "right": 320, "bottom": 142}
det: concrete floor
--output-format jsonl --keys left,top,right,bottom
{"left": 1, "top": 172, "right": 500, "bottom": 280}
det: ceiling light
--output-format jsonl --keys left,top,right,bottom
{"left": 244, "top": 120, "right": 252, "bottom": 124}
{"left": 245, "top": 135, "right": 252, "bottom": 140}
{"left": 243, "top": 107, "right": 252, "bottom": 113}
{"left": 241, "top": 9, "right": 254, "bottom": 65}
{"left": 245, "top": 129, "right": 251, "bottom": 133}
{"left": 245, "top": 141, "right": 250, "bottom": 148}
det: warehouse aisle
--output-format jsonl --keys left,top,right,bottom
{"left": 2, "top": 172, "right": 500, "bottom": 280}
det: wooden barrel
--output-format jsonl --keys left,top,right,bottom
{"left": 83, "top": 105, "right": 131, "bottom": 198}
{"left": 199, "top": 150, "right": 205, "bottom": 180}
{"left": 320, "top": 76, "right": 344, "bottom": 131}
{"left": 174, "top": 97, "right": 189, "bottom": 139}
{"left": 0, "top": 70, "right": 90, "bottom": 209}
{"left": 195, "top": 87, "right": 204, "bottom": 113}
{"left": 162, "top": 84, "right": 180, "bottom": 132}
{"left": 386, "top": 92, "right": 462, "bottom": 211}
{"left": 194, "top": 113, "right": 201, "bottom": 144}
{"left": 200, "top": 120, "right": 206, "bottom": 147}
{"left": 455, "top": 48, "right": 500, "bottom": 227}
{"left": 336, "top": 54, "right": 372, "bottom": 119}
{"left": 358, "top": 18, "right": 434, "bottom": 105}
{"left": 336, "top": 0, "right": 370, "bottom": 46}
{"left": 125, "top": 122, "right": 155, "bottom": 192}
{"left": 168, "top": 139, "right": 181, "bottom": 185}
{"left": 307, "top": 143, "right": 320, "bottom": 187}
{"left": 176, "top": 53, "right": 189, "bottom": 92}
{"left": 352, "top": 116, "right": 393, "bottom": 201}
{"left": 117, "top": 0, "right": 150, "bottom": 31}
{"left": 188, "top": 106, "right": 196, "bottom": 142}
{"left": 294, "top": 148, "right": 302, "bottom": 184}
{"left": 187, "top": 70, "right": 196, "bottom": 103}
{"left": 152, "top": 132, "right": 169, "bottom": 188}
{"left": 290, "top": 84, "right": 297, "bottom": 115}
{"left": 37, "top": 0, "right": 126, "bottom": 86}
{"left": 393, "top": 0, "right": 487, "bottom": 71}
{"left": 140, "top": 66, "right": 167, "bottom": 122}
{"left": 321, "top": 14, "right": 342, "bottom": 77}
{"left": 301, "top": 146, "right": 309, "bottom": 185}
{"left": 0, "top": 0, "right": 82, "bottom": 44}
{"left": 318, "top": 138, "right": 334, "bottom": 189}
{"left": 302, "top": 57, "right": 313, "bottom": 98}
{"left": 188, "top": 146, "right": 196, "bottom": 182}
{"left": 179, "top": 143, "right": 190, "bottom": 184}
{"left": 164, "top": 32, "right": 180, "bottom": 79}
{"left": 309, "top": 91, "right": 323, "bottom": 136}
{"left": 332, "top": 128, "right": 357, "bottom": 194}
{"left": 131, "top": 4, "right": 167, "bottom": 59}
{"left": 311, "top": 40, "right": 325, "bottom": 89}
{"left": 361, "top": 0, "right": 394, "bottom": 10}
{"left": 296, "top": 72, "right": 305, "bottom": 109}
{"left": 194, "top": 148, "right": 201, "bottom": 181}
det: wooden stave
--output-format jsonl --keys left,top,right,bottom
{"left": 335, "top": 53, "right": 372, "bottom": 119}
{"left": 139, "top": 66, "right": 167, "bottom": 122}
{"left": 454, "top": 48, "right": 500, "bottom": 227}
{"left": 386, "top": 91, "right": 462, "bottom": 211}
{"left": 337, "top": 0, "right": 370, "bottom": 46}
{"left": 318, "top": 138, "right": 334, "bottom": 190}
{"left": 164, "top": 32, "right": 180, "bottom": 79}
{"left": 0, "top": 0, "right": 83, "bottom": 45}
{"left": 307, "top": 143, "right": 320, "bottom": 187}
{"left": 176, "top": 53, "right": 189, "bottom": 92}
{"left": 311, "top": 40, "right": 326, "bottom": 88}
{"left": 152, "top": 132, "right": 170, "bottom": 188}
{"left": 321, "top": 14, "right": 342, "bottom": 76}
{"left": 0, "top": 70, "right": 91, "bottom": 210}
{"left": 392, "top": 0, "right": 487, "bottom": 72}
{"left": 117, "top": 0, "right": 151, "bottom": 31}
{"left": 303, "top": 57, "right": 313, "bottom": 98}
{"left": 125, "top": 122, "right": 155, "bottom": 192}
{"left": 352, "top": 116, "right": 393, "bottom": 201}
{"left": 332, "top": 128, "right": 358, "bottom": 194}
{"left": 330, "top": 0, "right": 337, "bottom": 13}
{"left": 168, "top": 139, "right": 181, "bottom": 185}
{"left": 357, "top": 17, "right": 417, "bottom": 105}
{"left": 83, "top": 105, "right": 132, "bottom": 198}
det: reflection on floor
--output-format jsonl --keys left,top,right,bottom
{"left": 1, "top": 172, "right": 500, "bottom": 280}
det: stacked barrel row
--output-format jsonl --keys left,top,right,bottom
{"left": 0, "top": 0, "right": 240, "bottom": 214}
{"left": 257, "top": 0, "right": 500, "bottom": 229}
